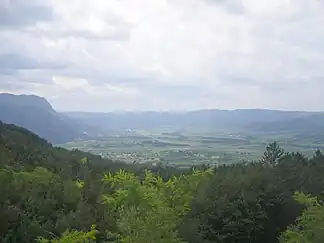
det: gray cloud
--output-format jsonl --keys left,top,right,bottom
{"left": 27, "top": 11, "right": 133, "bottom": 41}
{"left": 205, "top": 0, "right": 245, "bottom": 14}
{"left": 0, "top": 53, "right": 68, "bottom": 72}
{"left": 1, "top": 0, "right": 324, "bottom": 111}
{"left": 0, "top": 0, "right": 54, "bottom": 28}
{"left": 59, "top": 28, "right": 130, "bottom": 41}
{"left": 0, "top": 80, "right": 29, "bottom": 91}
{"left": 0, "top": 53, "right": 44, "bottom": 70}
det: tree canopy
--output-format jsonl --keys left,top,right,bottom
{"left": 1, "top": 122, "right": 324, "bottom": 242}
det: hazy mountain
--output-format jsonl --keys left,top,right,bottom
{"left": 64, "top": 109, "right": 319, "bottom": 132}
{"left": 2, "top": 92, "right": 323, "bottom": 143}
{"left": 250, "top": 113, "right": 324, "bottom": 139}
{"left": 0, "top": 93, "right": 83, "bottom": 143}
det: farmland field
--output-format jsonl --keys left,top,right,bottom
{"left": 59, "top": 128, "right": 324, "bottom": 167}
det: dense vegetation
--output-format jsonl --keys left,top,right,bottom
{"left": 1, "top": 121, "right": 324, "bottom": 242}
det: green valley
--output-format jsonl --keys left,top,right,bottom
{"left": 60, "top": 128, "right": 324, "bottom": 167}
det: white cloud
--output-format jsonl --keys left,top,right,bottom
{"left": 52, "top": 76, "right": 89, "bottom": 90}
{"left": 1, "top": 0, "right": 324, "bottom": 111}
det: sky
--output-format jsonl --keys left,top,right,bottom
{"left": 0, "top": 0, "right": 324, "bottom": 112}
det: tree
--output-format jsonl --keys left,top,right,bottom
{"left": 4, "top": 121, "right": 324, "bottom": 243}
{"left": 37, "top": 225, "right": 97, "bottom": 243}
{"left": 102, "top": 168, "right": 213, "bottom": 243}
{"left": 261, "top": 142, "right": 284, "bottom": 166}
{"left": 280, "top": 192, "right": 324, "bottom": 243}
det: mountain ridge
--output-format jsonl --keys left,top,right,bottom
{"left": 1, "top": 92, "right": 324, "bottom": 143}
{"left": 0, "top": 93, "right": 82, "bottom": 143}
{"left": 63, "top": 109, "right": 324, "bottom": 131}
{"left": 0, "top": 93, "right": 55, "bottom": 111}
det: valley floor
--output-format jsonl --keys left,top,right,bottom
{"left": 59, "top": 128, "right": 324, "bottom": 166}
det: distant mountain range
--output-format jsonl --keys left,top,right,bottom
{"left": 1, "top": 93, "right": 323, "bottom": 143}
{"left": 249, "top": 113, "right": 324, "bottom": 142}
{"left": 65, "top": 109, "right": 323, "bottom": 132}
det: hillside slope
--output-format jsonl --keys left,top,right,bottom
{"left": 250, "top": 113, "right": 324, "bottom": 142}
{"left": 0, "top": 121, "right": 132, "bottom": 173}
{"left": 0, "top": 93, "right": 82, "bottom": 143}
{"left": 252, "top": 114, "right": 324, "bottom": 132}
{"left": 0, "top": 121, "right": 139, "bottom": 242}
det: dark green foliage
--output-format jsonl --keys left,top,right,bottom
{"left": 179, "top": 147, "right": 324, "bottom": 243}
{"left": 280, "top": 192, "right": 324, "bottom": 242}
{"left": 0, "top": 122, "right": 132, "bottom": 242}
{"left": 1, "top": 121, "right": 324, "bottom": 242}
{"left": 261, "top": 141, "right": 285, "bottom": 166}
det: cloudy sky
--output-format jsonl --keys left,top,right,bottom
{"left": 0, "top": 0, "right": 324, "bottom": 112}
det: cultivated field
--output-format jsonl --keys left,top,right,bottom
{"left": 60, "top": 128, "right": 324, "bottom": 167}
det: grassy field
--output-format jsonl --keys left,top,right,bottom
{"left": 59, "top": 128, "right": 324, "bottom": 167}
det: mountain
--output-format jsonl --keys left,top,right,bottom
{"left": 2, "top": 92, "right": 323, "bottom": 143}
{"left": 64, "top": 109, "right": 319, "bottom": 132}
{"left": 250, "top": 113, "right": 324, "bottom": 141}
{"left": 0, "top": 93, "right": 82, "bottom": 143}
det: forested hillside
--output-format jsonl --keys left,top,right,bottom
{"left": 0, "top": 93, "right": 86, "bottom": 143}
{"left": 1, "top": 121, "right": 324, "bottom": 242}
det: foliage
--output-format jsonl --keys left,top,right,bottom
{"left": 280, "top": 192, "right": 324, "bottom": 243}
{"left": 37, "top": 225, "right": 97, "bottom": 243}
{"left": 2, "top": 122, "right": 324, "bottom": 243}
{"left": 102, "top": 169, "right": 213, "bottom": 243}
{"left": 261, "top": 141, "right": 285, "bottom": 166}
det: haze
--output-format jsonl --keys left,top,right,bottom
{"left": 1, "top": 0, "right": 324, "bottom": 112}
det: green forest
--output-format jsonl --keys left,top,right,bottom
{"left": 1, "top": 121, "right": 324, "bottom": 243}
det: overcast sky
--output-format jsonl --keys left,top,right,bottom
{"left": 0, "top": 0, "right": 324, "bottom": 112}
